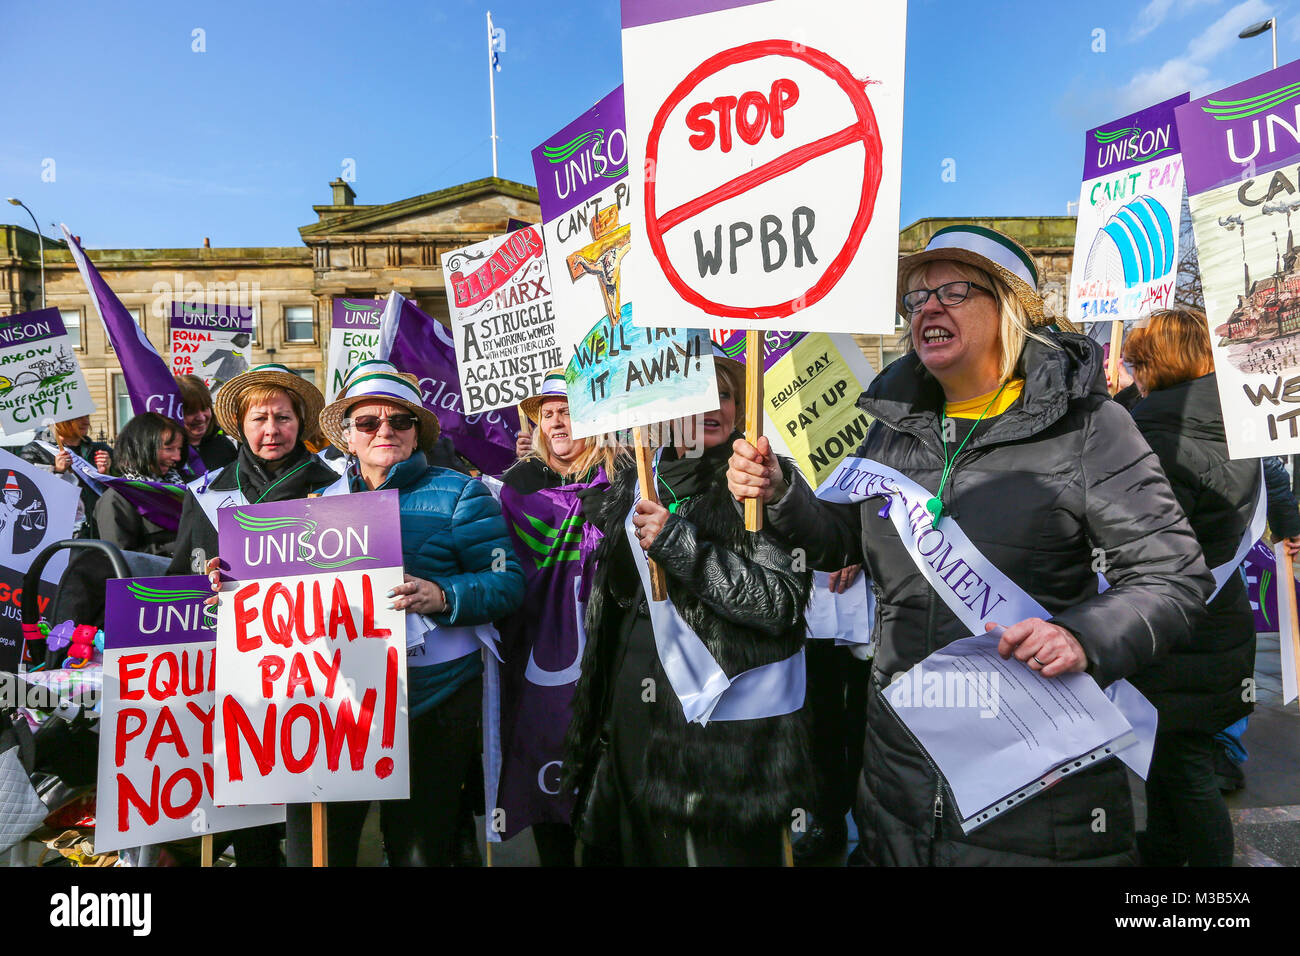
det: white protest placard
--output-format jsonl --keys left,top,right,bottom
{"left": 531, "top": 86, "right": 718, "bottom": 439}
{"left": 442, "top": 225, "right": 564, "bottom": 413}
{"left": 327, "top": 299, "right": 384, "bottom": 402}
{"left": 96, "top": 576, "right": 285, "bottom": 854}
{"left": 214, "top": 491, "right": 408, "bottom": 805}
{"left": 0, "top": 308, "right": 96, "bottom": 434}
{"left": 1067, "top": 95, "right": 1188, "bottom": 324}
{"left": 619, "top": 0, "right": 905, "bottom": 334}
{"left": 169, "top": 302, "right": 254, "bottom": 389}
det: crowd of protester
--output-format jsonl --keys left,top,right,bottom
{"left": 31, "top": 224, "right": 1299, "bottom": 867}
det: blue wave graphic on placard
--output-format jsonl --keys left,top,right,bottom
{"left": 1100, "top": 196, "right": 1175, "bottom": 288}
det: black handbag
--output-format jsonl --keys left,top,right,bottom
{"left": 572, "top": 729, "right": 620, "bottom": 851}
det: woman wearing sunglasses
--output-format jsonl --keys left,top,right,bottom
{"left": 729, "top": 225, "right": 1213, "bottom": 866}
{"left": 315, "top": 360, "right": 524, "bottom": 866}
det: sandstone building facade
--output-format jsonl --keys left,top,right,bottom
{"left": 0, "top": 178, "right": 1077, "bottom": 438}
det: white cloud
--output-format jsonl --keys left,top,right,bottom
{"left": 1118, "top": 0, "right": 1274, "bottom": 112}
{"left": 1131, "top": 0, "right": 1221, "bottom": 41}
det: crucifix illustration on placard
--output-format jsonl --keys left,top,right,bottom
{"left": 567, "top": 204, "right": 631, "bottom": 329}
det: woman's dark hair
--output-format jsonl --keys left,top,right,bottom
{"left": 114, "top": 412, "right": 182, "bottom": 478}
{"left": 174, "top": 374, "right": 219, "bottom": 440}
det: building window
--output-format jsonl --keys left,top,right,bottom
{"left": 60, "top": 309, "right": 82, "bottom": 349}
{"left": 284, "top": 305, "right": 315, "bottom": 343}
{"left": 112, "top": 373, "right": 131, "bottom": 433}
{"left": 291, "top": 368, "right": 316, "bottom": 387}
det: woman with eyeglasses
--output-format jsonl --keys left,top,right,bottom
{"left": 314, "top": 359, "right": 524, "bottom": 866}
{"left": 729, "top": 225, "right": 1213, "bottom": 866}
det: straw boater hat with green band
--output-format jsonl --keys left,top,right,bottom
{"left": 519, "top": 369, "right": 569, "bottom": 424}
{"left": 898, "top": 224, "right": 1049, "bottom": 327}
{"left": 319, "top": 359, "right": 441, "bottom": 452}
{"left": 214, "top": 362, "right": 327, "bottom": 441}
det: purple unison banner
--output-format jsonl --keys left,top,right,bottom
{"left": 217, "top": 489, "right": 403, "bottom": 580}
{"left": 621, "top": 0, "right": 772, "bottom": 27}
{"left": 169, "top": 301, "right": 253, "bottom": 389}
{"left": 1176, "top": 61, "right": 1300, "bottom": 195}
{"left": 532, "top": 86, "right": 628, "bottom": 218}
{"left": 327, "top": 298, "right": 384, "bottom": 403}
{"left": 97, "top": 575, "right": 283, "bottom": 853}
{"left": 1081, "top": 95, "right": 1186, "bottom": 181}
{"left": 63, "top": 226, "right": 187, "bottom": 424}
{"left": 213, "top": 490, "right": 409, "bottom": 804}
{"left": 491, "top": 469, "right": 606, "bottom": 838}
{"left": 1242, "top": 541, "right": 1300, "bottom": 633}
{"left": 1175, "top": 61, "right": 1300, "bottom": 459}
{"left": 377, "top": 291, "right": 521, "bottom": 476}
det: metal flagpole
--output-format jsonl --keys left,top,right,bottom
{"left": 487, "top": 11, "right": 499, "bottom": 178}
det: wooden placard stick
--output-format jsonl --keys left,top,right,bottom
{"left": 1107, "top": 319, "right": 1124, "bottom": 396}
{"left": 1279, "top": 544, "right": 1300, "bottom": 713}
{"left": 312, "top": 802, "right": 328, "bottom": 867}
{"left": 633, "top": 426, "right": 668, "bottom": 600}
{"left": 744, "top": 330, "right": 764, "bottom": 533}
{"left": 518, "top": 404, "right": 532, "bottom": 437}
{"left": 201, "top": 833, "right": 214, "bottom": 868}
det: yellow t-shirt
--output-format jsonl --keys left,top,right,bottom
{"left": 944, "top": 379, "right": 1024, "bottom": 419}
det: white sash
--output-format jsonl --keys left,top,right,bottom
{"left": 188, "top": 466, "right": 246, "bottom": 530}
{"left": 1206, "top": 463, "right": 1267, "bottom": 604}
{"left": 320, "top": 470, "right": 501, "bottom": 665}
{"left": 37, "top": 440, "right": 106, "bottom": 495}
{"left": 624, "top": 503, "right": 805, "bottom": 726}
{"left": 815, "top": 456, "right": 1156, "bottom": 776}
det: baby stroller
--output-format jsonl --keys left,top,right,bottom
{"left": 1, "top": 539, "right": 168, "bottom": 861}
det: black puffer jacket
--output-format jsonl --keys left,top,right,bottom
{"left": 1127, "top": 373, "right": 1258, "bottom": 734}
{"left": 765, "top": 332, "right": 1214, "bottom": 865}
{"left": 564, "top": 444, "right": 812, "bottom": 838}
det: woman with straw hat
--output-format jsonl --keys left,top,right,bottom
{"left": 316, "top": 359, "right": 524, "bottom": 866}
{"left": 167, "top": 363, "right": 338, "bottom": 578}
{"left": 728, "top": 224, "right": 1214, "bottom": 866}
{"left": 495, "top": 371, "right": 626, "bottom": 866}
{"left": 166, "top": 363, "right": 339, "bottom": 866}
{"left": 563, "top": 348, "right": 812, "bottom": 866}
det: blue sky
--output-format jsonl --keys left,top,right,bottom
{"left": 1, "top": 0, "right": 1295, "bottom": 248}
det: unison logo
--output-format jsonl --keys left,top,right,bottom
{"left": 234, "top": 511, "right": 372, "bottom": 570}
{"left": 127, "top": 581, "right": 216, "bottom": 630}
{"left": 1092, "top": 124, "right": 1172, "bottom": 167}
{"left": 544, "top": 127, "right": 628, "bottom": 200}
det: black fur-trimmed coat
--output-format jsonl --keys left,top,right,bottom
{"left": 563, "top": 456, "right": 813, "bottom": 838}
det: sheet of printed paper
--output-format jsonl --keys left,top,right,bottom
{"left": 327, "top": 299, "right": 384, "bottom": 402}
{"left": 1176, "top": 60, "right": 1300, "bottom": 458}
{"left": 1068, "top": 94, "right": 1188, "bottom": 323}
{"left": 532, "top": 85, "right": 717, "bottom": 438}
{"left": 442, "top": 225, "right": 563, "bottom": 413}
{"left": 0, "top": 307, "right": 96, "bottom": 434}
{"left": 96, "top": 575, "right": 285, "bottom": 853}
{"left": 214, "top": 491, "right": 408, "bottom": 805}
{"left": 620, "top": 0, "right": 905, "bottom": 334}
{"left": 169, "top": 301, "right": 254, "bottom": 389}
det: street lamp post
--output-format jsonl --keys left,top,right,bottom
{"left": 5, "top": 197, "right": 45, "bottom": 309}
{"left": 1239, "top": 17, "right": 1279, "bottom": 71}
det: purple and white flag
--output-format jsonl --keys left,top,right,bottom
{"left": 376, "top": 291, "right": 521, "bottom": 476}
{"left": 62, "top": 226, "right": 187, "bottom": 424}
{"left": 487, "top": 468, "right": 606, "bottom": 839}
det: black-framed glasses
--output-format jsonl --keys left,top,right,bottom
{"left": 346, "top": 413, "right": 418, "bottom": 433}
{"left": 902, "top": 280, "right": 993, "bottom": 314}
